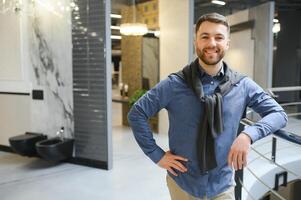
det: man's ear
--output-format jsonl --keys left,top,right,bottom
{"left": 226, "top": 38, "right": 230, "bottom": 50}
{"left": 193, "top": 37, "right": 197, "bottom": 48}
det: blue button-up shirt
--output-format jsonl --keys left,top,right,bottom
{"left": 127, "top": 64, "right": 287, "bottom": 199}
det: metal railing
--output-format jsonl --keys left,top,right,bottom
{"left": 235, "top": 86, "right": 301, "bottom": 200}
{"left": 236, "top": 119, "right": 301, "bottom": 200}
{"left": 267, "top": 86, "right": 301, "bottom": 98}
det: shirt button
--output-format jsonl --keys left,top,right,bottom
{"left": 210, "top": 81, "right": 214, "bottom": 85}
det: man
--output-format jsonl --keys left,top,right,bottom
{"left": 128, "top": 13, "right": 287, "bottom": 200}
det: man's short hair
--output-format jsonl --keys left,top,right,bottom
{"left": 195, "top": 13, "right": 230, "bottom": 34}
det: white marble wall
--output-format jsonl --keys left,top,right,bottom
{"left": 26, "top": 0, "right": 73, "bottom": 138}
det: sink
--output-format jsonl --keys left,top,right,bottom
{"left": 35, "top": 137, "right": 74, "bottom": 162}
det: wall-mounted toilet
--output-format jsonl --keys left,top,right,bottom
{"left": 9, "top": 132, "right": 47, "bottom": 157}
{"left": 35, "top": 137, "right": 74, "bottom": 162}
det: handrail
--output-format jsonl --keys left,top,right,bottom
{"left": 274, "top": 129, "right": 301, "bottom": 145}
{"left": 266, "top": 86, "right": 301, "bottom": 98}
{"left": 241, "top": 118, "right": 301, "bottom": 146}
{"left": 244, "top": 166, "right": 287, "bottom": 200}
{"left": 287, "top": 112, "right": 301, "bottom": 117}
{"left": 279, "top": 102, "right": 301, "bottom": 107}
{"left": 250, "top": 146, "right": 301, "bottom": 178}
{"left": 238, "top": 178, "right": 256, "bottom": 200}
{"left": 237, "top": 117, "right": 301, "bottom": 200}
{"left": 238, "top": 88, "right": 301, "bottom": 199}
{"left": 268, "top": 86, "right": 301, "bottom": 92}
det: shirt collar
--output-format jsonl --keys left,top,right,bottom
{"left": 198, "top": 62, "right": 225, "bottom": 78}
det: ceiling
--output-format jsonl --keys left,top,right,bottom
{"left": 112, "top": 0, "right": 301, "bottom": 14}
{"left": 111, "top": 0, "right": 301, "bottom": 52}
{"left": 194, "top": 0, "right": 301, "bottom": 16}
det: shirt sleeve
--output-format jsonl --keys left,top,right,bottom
{"left": 127, "top": 76, "right": 175, "bottom": 163}
{"left": 242, "top": 78, "right": 288, "bottom": 143}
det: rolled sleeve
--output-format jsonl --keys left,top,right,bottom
{"left": 128, "top": 76, "right": 174, "bottom": 163}
{"left": 243, "top": 78, "right": 288, "bottom": 143}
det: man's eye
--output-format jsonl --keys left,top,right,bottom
{"left": 201, "top": 36, "right": 208, "bottom": 39}
{"left": 216, "top": 37, "right": 224, "bottom": 40}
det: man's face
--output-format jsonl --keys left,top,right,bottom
{"left": 195, "top": 21, "right": 230, "bottom": 66}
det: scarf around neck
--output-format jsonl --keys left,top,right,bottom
{"left": 173, "top": 58, "right": 246, "bottom": 173}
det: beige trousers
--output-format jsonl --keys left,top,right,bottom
{"left": 166, "top": 175, "right": 235, "bottom": 200}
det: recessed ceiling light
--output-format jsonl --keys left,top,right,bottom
{"left": 211, "top": 0, "right": 226, "bottom": 6}
{"left": 110, "top": 14, "right": 122, "bottom": 19}
{"left": 111, "top": 26, "right": 121, "bottom": 30}
{"left": 111, "top": 35, "right": 122, "bottom": 40}
{"left": 120, "top": 23, "right": 148, "bottom": 36}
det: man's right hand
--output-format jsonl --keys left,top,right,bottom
{"left": 157, "top": 151, "right": 188, "bottom": 176}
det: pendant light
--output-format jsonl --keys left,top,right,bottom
{"left": 120, "top": 0, "right": 148, "bottom": 36}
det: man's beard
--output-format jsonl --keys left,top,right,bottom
{"left": 196, "top": 47, "right": 225, "bottom": 65}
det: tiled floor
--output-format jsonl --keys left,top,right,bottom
{"left": 0, "top": 102, "right": 170, "bottom": 200}
{"left": 1, "top": 103, "right": 301, "bottom": 200}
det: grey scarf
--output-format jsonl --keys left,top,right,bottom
{"left": 174, "top": 58, "right": 245, "bottom": 173}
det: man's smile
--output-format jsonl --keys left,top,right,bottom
{"left": 203, "top": 48, "right": 219, "bottom": 55}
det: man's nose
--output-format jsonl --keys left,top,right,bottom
{"left": 207, "top": 37, "right": 217, "bottom": 46}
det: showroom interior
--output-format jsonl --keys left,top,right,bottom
{"left": 0, "top": 0, "right": 301, "bottom": 199}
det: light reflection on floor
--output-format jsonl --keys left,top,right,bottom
{"left": 0, "top": 102, "right": 169, "bottom": 200}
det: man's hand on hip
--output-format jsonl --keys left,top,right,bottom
{"left": 227, "top": 133, "right": 251, "bottom": 170}
{"left": 157, "top": 151, "right": 188, "bottom": 176}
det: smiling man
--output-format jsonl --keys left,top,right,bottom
{"left": 128, "top": 13, "right": 288, "bottom": 200}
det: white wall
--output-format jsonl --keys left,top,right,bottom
{"left": 224, "top": 29, "right": 254, "bottom": 78}
{"left": 0, "top": 95, "right": 31, "bottom": 146}
{"left": 0, "top": 12, "right": 22, "bottom": 81}
{"left": 0, "top": 7, "right": 32, "bottom": 145}
{"left": 0, "top": 0, "right": 73, "bottom": 145}
{"left": 158, "top": 0, "right": 194, "bottom": 134}
{"left": 224, "top": 10, "right": 255, "bottom": 79}
{"left": 225, "top": 2, "right": 274, "bottom": 89}
{"left": 0, "top": 5, "right": 31, "bottom": 93}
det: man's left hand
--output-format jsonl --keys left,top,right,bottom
{"left": 227, "top": 133, "right": 251, "bottom": 170}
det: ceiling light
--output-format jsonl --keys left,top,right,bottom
{"left": 110, "top": 14, "right": 122, "bottom": 19}
{"left": 273, "top": 18, "right": 279, "bottom": 23}
{"left": 120, "top": 0, "right": 148, "bottom": 36}
{"left": 90, "top": 32, "right": 97, "bottom": 37}
{"left": 272, "top": 23, "right": 280, "bottom": 33}
{"left": 120, "top": 23, "right": 148, "bottom": 36}
{"left": 111, "top": 35, "right": 122, "bottom": 40}
{"left": 70, "top": 2, "right": 76, "bottom": 8}
{"left": 111, "top": 25, "right": 120, "bottom": 30}
{"left": 211, "top": 0, "right": 226, "bottom": 6}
